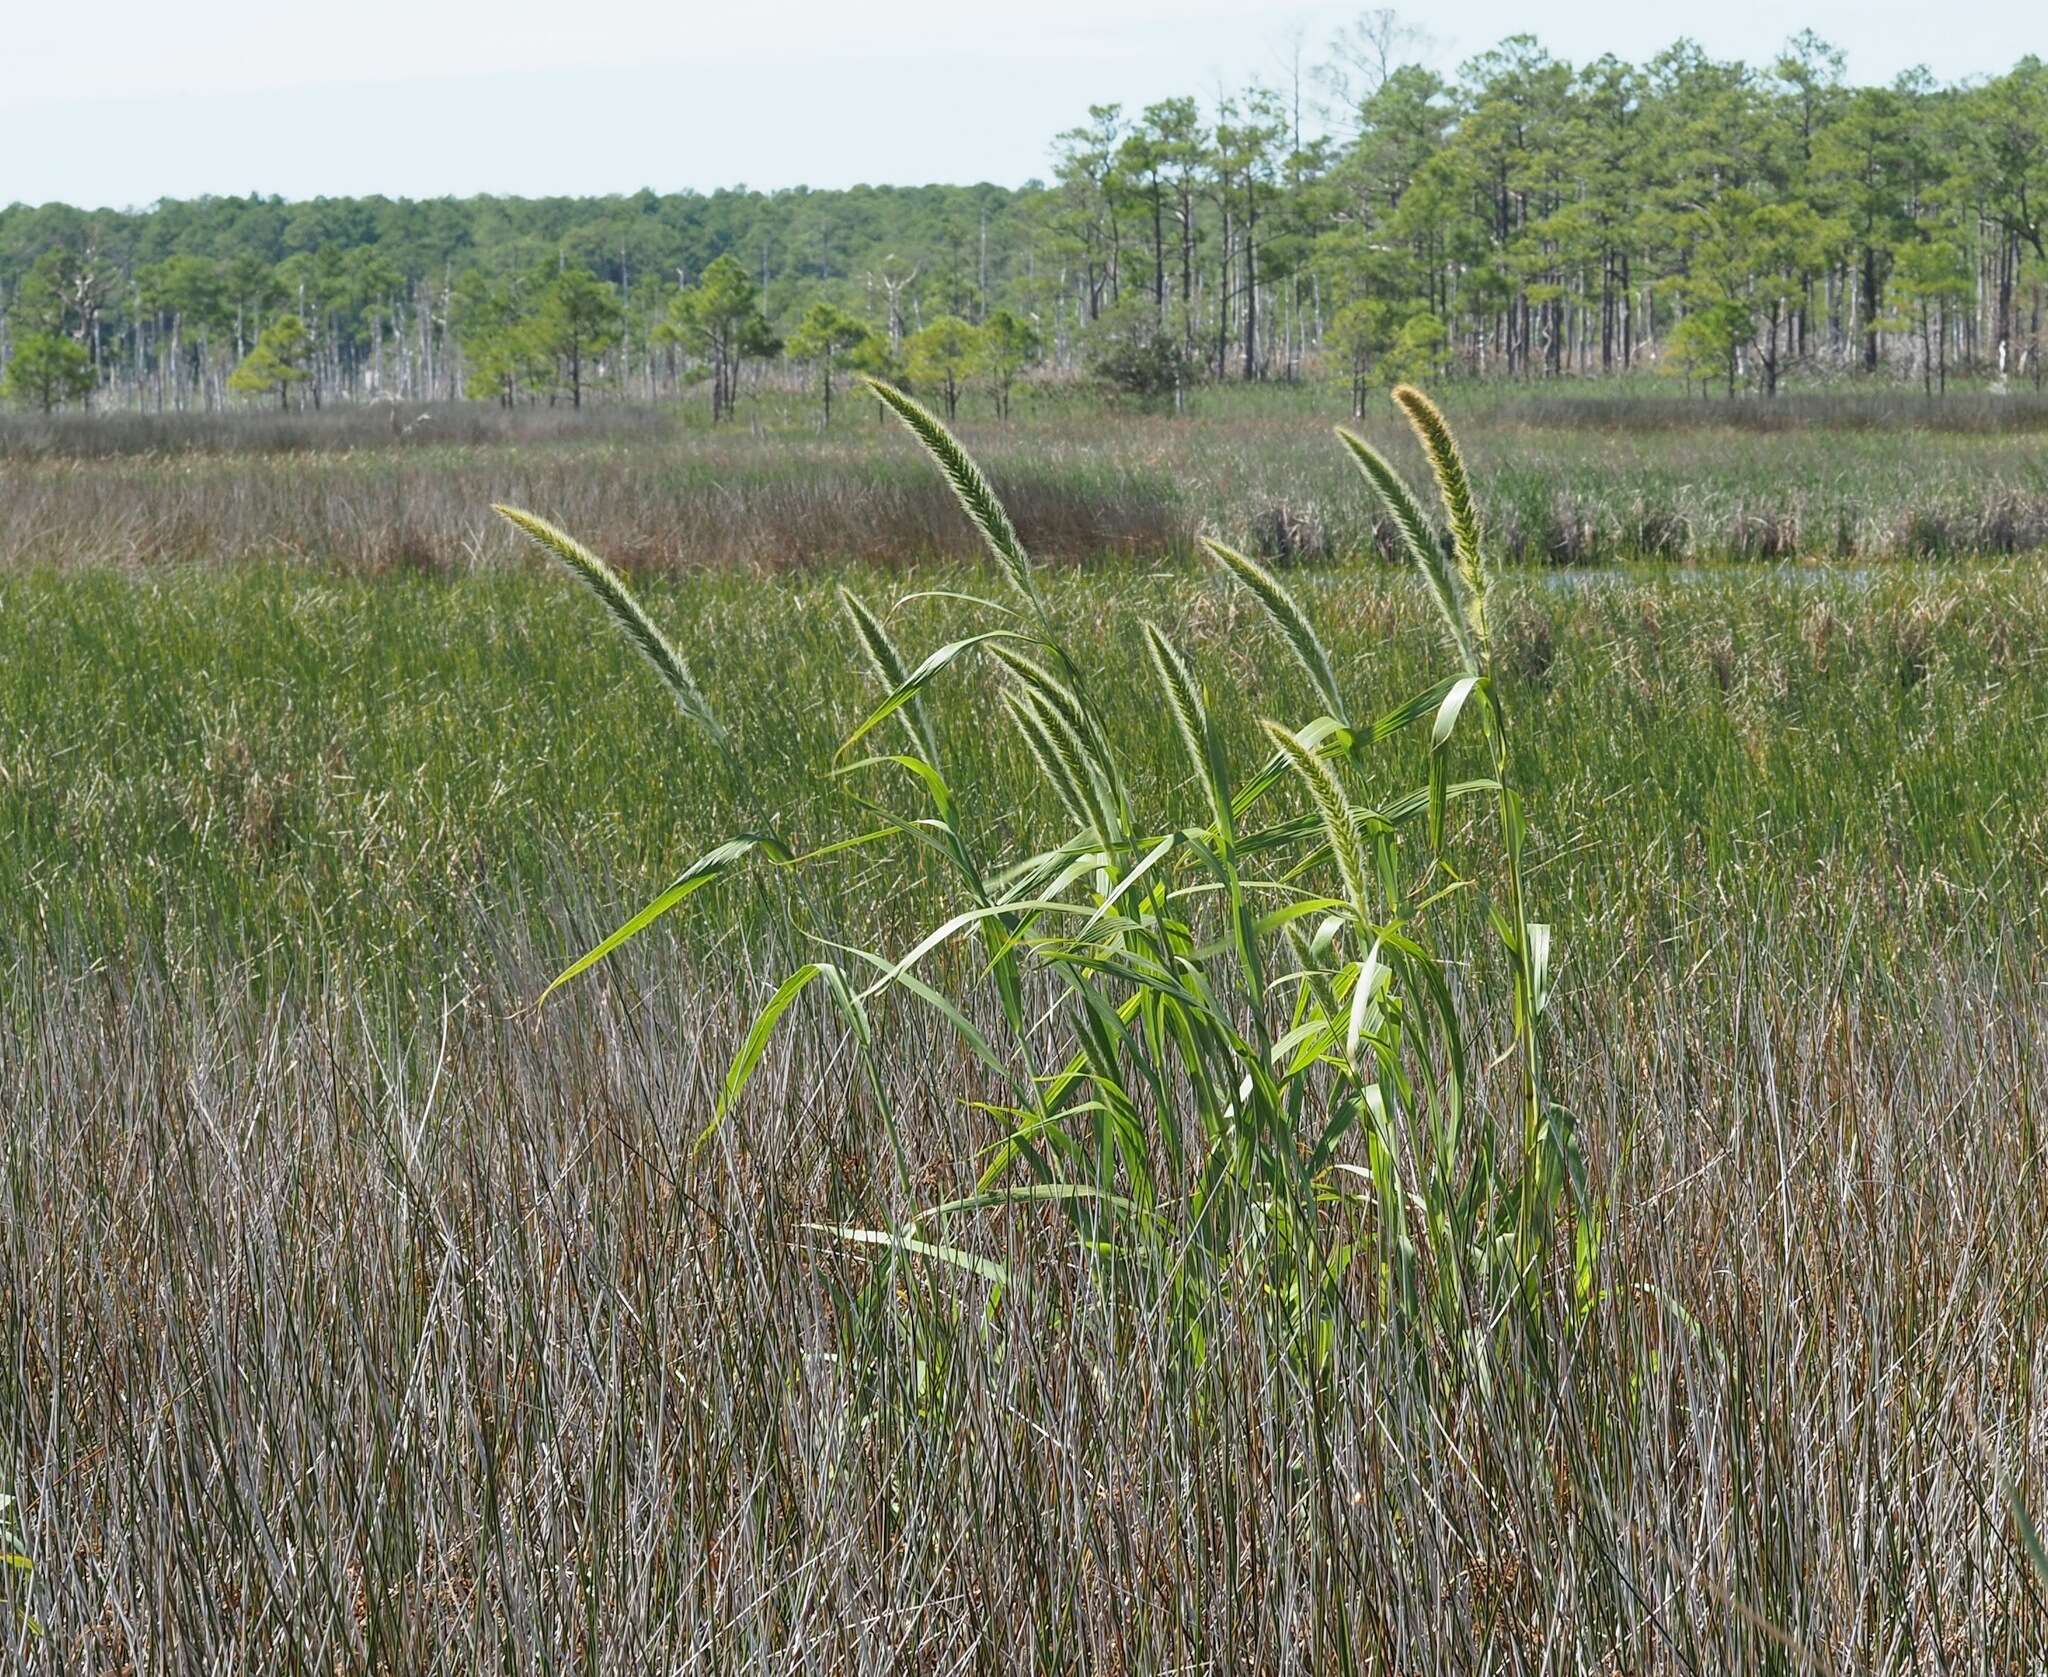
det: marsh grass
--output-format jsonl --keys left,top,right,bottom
{"left": 5, "top": 888, "right": 2044, "bottom": 1670}
{"left": 6, "top": 391, "right": 2048, "bottom": 572}
{"left": 3, "top": 557, "right": 2045, "bottom": 985}
{"left": 4, "top": 387, "right": 2048, "bottom": 1669}
{"left": 408, "top": 380, "right": 2034, "bottom": 1668}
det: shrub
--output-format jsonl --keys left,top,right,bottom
{"left": 1082, "top": 296, "right": 1195, "bottom": 404}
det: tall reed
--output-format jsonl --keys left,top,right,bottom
{"left": 501, "top": 381, "right": 1595, "bottom": 1381}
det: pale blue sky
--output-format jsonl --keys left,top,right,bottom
{"left": 0, "top": 0, "right": 2030, "bottom": 208}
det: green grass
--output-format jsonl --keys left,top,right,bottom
{"left": 4, "top": 556, "right": 2040, "bottom": 986}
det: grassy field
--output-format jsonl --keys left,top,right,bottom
{"left": 4, "top": 391, "right": 2048, "bottom": 1671}
{"left": 5, "top": 385, "right": 2048, "bottom": 573}
{"left": 3, "top": 558, "right": 2044, "bottom": 979}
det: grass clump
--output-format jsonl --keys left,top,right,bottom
{"left": 506, "top": 380, "right": 1593, "bottom": 1464}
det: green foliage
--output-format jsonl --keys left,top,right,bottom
{"left": 1387, "top": 311, "right": 1449, "bottom": 384}
{"left": 226, "top": 314, "right": 312, "bottom": 410}
{"left": 1, "top": 331, "right": 94, "bottom": 412}
{"left": 0, "top": 1488, "right": 35, "bottom": 1639}
{"left": 1324, "top": 298, "right": 1392, "bottom": 417}
{"left": 1326, "top": 302, "right": 1452, "bottom": 416}
{"left": 1082, "top": 295, "right": 1193, "bottom": 403}
{"left": 531, "top": 268, "right": 622, "bottom": 409}
{"left": 1660, "top": 190, "right": 1841, "bottom": 394}
{"left": 137, "top": 254, "right": 226, "bottom": 340}
{"left": 668, "top": 255, "right": 777, "bottom": 422}
{"left": 526, "top": 383, "right": 1588, "bottom": 1375}
{"left": 978, "top": 309, "right": 1043, "bottom": 418}
{"left": 8, "top": 415, "right": 2048, "bottom": 1660}
{"left": 786, "top": 301, "right": 875, "bottom": 425}
{"left": 844, "top": 329, "right": 903, "bottom": 388}
{"left": 903, "top": 315, "right": 981, "bottom": 421}
{"left": 10, "top": 249, "right": 95, "bottom": 340}
{"left": 460, "top": 314, "right": 549, "bottom": 406}
{"left": 1889, "top": 237, "right": 1976, "bottom": 393}
{"left": 6, "top": 37, "right": 2048, "bottom": 418}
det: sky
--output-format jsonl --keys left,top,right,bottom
{"left": 1, "top": 0, "right": 2032, "bottom": 209}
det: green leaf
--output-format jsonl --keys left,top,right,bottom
{"left": 860, "top": 897, "right": 1098, "bottom": 1001}
{"left": 1527, "top": 922, "right": 1553, "bottom": 1015}
{"left": 836, "top": 943, "right": 1013, "bottom": 1086}
{"left": 539, "top": 834, "right": 783, "bottom": 1002}
{"left": 1427, "top": 744, "right": 1449, "bottom": 855}
{"left": 1433, "top": 674, "right": 1481, "bottom": 747}
{"left": 915, "top": 1182, "right": 1152, "bottom": 1223}
{"left": 1345, "top": 939, "right": 1388, "bottom": 1067}
{"left": 705, "top": 963, "right": 832, "bottom": 1138}
{"left": 839, "top": 584, "right": 939, "bottom": 763}
{"left": 806, "top": 1223, "right": 1011, "bottom": 1288}
{"left": 2012, "top": 1485, "right": 2048, "bottom": 1586}
{"left": 838, "top": 630, "right": 1032, "bottom": 758}
{"left": 832, "top": 751, "right": 957, "bottom": 824}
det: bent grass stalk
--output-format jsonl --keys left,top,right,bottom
{"left": 495, "top": 378, "right": 1592, "bottom": 1362}
{"left": 0, "top": 1487, "right": 35, "bottom": 1639}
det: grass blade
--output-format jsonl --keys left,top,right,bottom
{"left": 707, "top": 962, "right": 833, "bottom": 1138}
{"left": 539, "top": 834, "right": 782, "bottom": 1003}
{"left": 838, "top": 629, "right": 1031, "bottom": 758}
{"left": 807, "top": 1224, "right": 1012, "bottom": 1289}
{"left": 839, "top": 585, "right": 940, "bottom": 763}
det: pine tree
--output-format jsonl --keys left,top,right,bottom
{"left": 2, "top": 333, "right": 95, "bottom": 412}
{"left": 904, "top": 315, "right": 982, "bottom": 419}
{"left": 532, "top": 268, "right": 621, "bottom": 409}
{"left": 667, "top": 256, "right": 777, "bottom": 422}
{"left": 227, "top": 314, "right": 312, "bottom": 410}
{"left": 786, "top": 301, "right": 873, "bottom": 426}
{"left": 978, "top": 311, "right": 1042, "bottom": 418}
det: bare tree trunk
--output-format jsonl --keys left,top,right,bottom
{"left": 1621, "top": 251, "right": 1633, "bottom": 369}
{"left": 1241, "top": 180, "right": 1257, "bottom": 381}
{"left": 1995, "top": 232, "right": 2015, "bottom": 378}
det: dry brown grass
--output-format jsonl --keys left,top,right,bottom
{"left": 4, "top": 928, "right": 2043, "bottom": 1671}
{"left": 5, "top": 393, "right": 2048, "bottom": 572}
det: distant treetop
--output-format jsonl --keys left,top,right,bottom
{"left": 3, "top": 38, "right": 2045, "bottom": 413}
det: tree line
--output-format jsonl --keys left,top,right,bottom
{"left": 3, "top": 23, "right": 2046, "bottom": 418}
